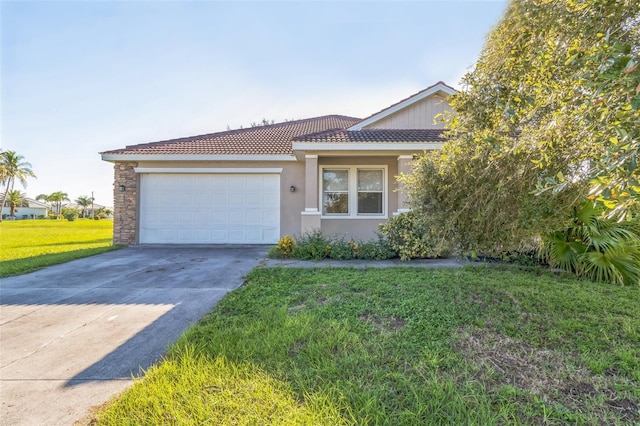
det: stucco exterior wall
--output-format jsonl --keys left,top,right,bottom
{"left": 113, "top": 162, "right": 139, "bottom": 246}
{"left": 364, "top": 95, "right": 451, "bottom": 129}
{"left": 317, "top": 156, "right": 398, "bottom": 240}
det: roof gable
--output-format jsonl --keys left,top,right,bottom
{"left": 347, "top": 81, "right": 456, "bottom": 131}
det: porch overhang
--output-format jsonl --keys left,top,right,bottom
{"left": 291, "top": 142, "right": 443, "bottom": 161}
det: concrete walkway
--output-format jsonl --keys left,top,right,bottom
{"left": 0, "top": 246, "right": 267, "bottom": 426}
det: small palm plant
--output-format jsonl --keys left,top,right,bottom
{"left": 541, "top": 203, "right": 640, "bottom": 285}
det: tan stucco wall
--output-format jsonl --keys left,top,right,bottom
{"left": 317, "top": 156, "right": 399, "bottom": 240}
{"left": 113, "top": 156, "right": 402, "bottom": 243}
{"left": 134, "top": 160, "right": 304, "bottom": 238}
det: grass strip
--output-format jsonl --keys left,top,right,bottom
{"left": 0, "top": 219, "right": 117, "bottom": 277}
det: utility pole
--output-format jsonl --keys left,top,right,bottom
{"left": 91, "top": 191, "right": 95, "bottom": 219}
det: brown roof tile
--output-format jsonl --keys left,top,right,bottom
{"left": 293, "top": 128, "right": 444, "bottom": 143}
{"left": 101, "top": 115, "right": 361, "bottom": 156}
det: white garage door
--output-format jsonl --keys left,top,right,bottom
{"left": 139, "top": 173, "right": 280, "bottom": 244}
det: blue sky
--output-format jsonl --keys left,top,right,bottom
{"left": 1, "top": 0, "right": 507, "bottom": 206}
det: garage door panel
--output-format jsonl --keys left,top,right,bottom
{"left": 140, "top": 173, "right": 280, "bottom": 244}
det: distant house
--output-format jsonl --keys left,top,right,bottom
{"left": 101, "top": 81, "right": 456, "bottom": 246}
{"left": 1, "top": 198, "right": 49, "bottom": 219}
{"left": 63, "top": 202, "right": 113, "bottom": 218}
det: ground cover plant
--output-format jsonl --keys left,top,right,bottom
{"left": 269, "top": 231, "right": 397, "bottom": 261}
{"left": 94, "top": 267, "right": 639, "bottom": 425}
{"left": 0, "top": 219, "right": 116, "bottom": 277}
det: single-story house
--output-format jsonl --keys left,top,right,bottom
{"left": 1, "top": 198, "right": 49, "bottom": 219}
{"left": 63, "top": 202, "right": 113, "bottom": 218}
{"left": 100, "top": 81, "right": 455, "bottom": 245}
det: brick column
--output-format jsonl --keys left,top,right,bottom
{"left": 113, "top": 162, "right": 138, "bottom": 246}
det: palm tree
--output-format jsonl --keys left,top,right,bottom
{"left": 75, "top": 195, "right": 94, "bottom": 218}
{"left": 95, "top": 206, "right": 113, "bottom": 219}
{"left": 37, "top": 191, "right": 69, "bottom": 220}
{"left": 5, "top": 190, "right": 26, "bottom": 217}
{"left": 0, "top": 151, "right": 36, "bottom": 222}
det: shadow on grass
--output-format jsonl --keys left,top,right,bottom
{"left": 0, "top": 246, "right": 120, "bottom": 278}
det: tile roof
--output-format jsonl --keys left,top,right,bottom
{"left": 293, "top": 128, "right": 445, "bottom": 143}
{"left": 101, "top": 115, "right": 361, "bottom": 156}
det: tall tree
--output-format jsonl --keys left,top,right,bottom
{"left": 400, "top": 0, "right": 639, "bottom": 255}
{"left": 75, "top": 195, "right": 94, "bottom": 218}
{"left": 37, "top": 191, "right": 69, "bottom": 220}
{"left": 0, "top": 151, "right": 36, "bottom": 222}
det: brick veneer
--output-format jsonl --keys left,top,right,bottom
{"left": 113, "top": 162, "right": 138, "bottom": 246}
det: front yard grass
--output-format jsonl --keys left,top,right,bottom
{"left": 94, "top": 266, "right": 639, "bottom": 425}
{"left": 0, "top": 219, "right": 117, "bottom": 277}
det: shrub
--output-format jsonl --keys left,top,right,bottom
{"left": 357, "top": 235, "right": 397, "bottom": 260}
{"left": 276, "top": 235, "right": 295, "bottom": 258}
{"left": 379, "top": 210, "right": 453, "bottom": 261}
{"left": 61, "top": 207, "right": 80, "bottom": 222}
{"left": 270, "top": 231, "right": 397, "bottom": 261}
{"left": 541, "top": 204, "right": 640, "bottom": 285}
{"left": 327, "top": 238, "right": 355, "bottom": 260}
{"left": 291, "top": 230, "right": 332, "bottom": 260}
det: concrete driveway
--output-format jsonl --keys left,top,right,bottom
{"left": 0, "top": 245, "right": 267, "bottom": 425}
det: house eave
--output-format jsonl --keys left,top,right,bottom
{"left": 101, "top": 153, "right": 297, "bottom": 162}
{"left": 292, "top": 142, "right": 443, "bottom": 152}
{"left": 292, "top": 142, "right": 443, "bottom": 160}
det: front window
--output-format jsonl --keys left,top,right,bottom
{"left": 357, "top": 169, "right": 383, "bottom": 214}
{"left": 322, "top": 169, "right": 349, "bottom": 215}
{"left": 322, "top": 167, "right": 386, "bottom": 217}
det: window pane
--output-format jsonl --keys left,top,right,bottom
{"left": 323, "top": 193, "right": 349, "bottom": 214}
{"left": 358, "top": 193, "right": 382, "bottom": 214}
{"left": 323, "top": 170, "right": 349, "bottom": 191}
{"left": 357, "top": 169, "right": 383, "bottom": 191}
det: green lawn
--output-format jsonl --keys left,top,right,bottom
{"left": 94, "top": 266, "right": 640, "bottom": 425}
{"left": 0, "top": 219, "right": 117, "bottom": 277}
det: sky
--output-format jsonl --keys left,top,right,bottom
{"left": 1, "top": 0, "right": 507, "bottom": 207}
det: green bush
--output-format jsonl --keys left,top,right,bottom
{"left": 357, "top": 235, "right": 397, "bottom": 260}
{"left": 61, "top": 207, "right": 80, "bottom": 222}
{"left": 541, "top": 204, "right": 640, "bottom": 285}
{"left": 327, "top": 238, "right": 355, "bottom": 260}
{"left": 276, "top": 231, "right": 396, "bottom": 261}
{"left": 291, "top": 230, "right": 332, "bottom": 260}
{"left": 379, "top": 210, "right": 453, "bottom": 261}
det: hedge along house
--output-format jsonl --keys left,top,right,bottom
{"left": 100, "top": 81, "right": 455, "bottom": 246}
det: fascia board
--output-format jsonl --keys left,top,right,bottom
{"left": 101, "top": 154, "right": 296, "bottom": 162}
{"left": 292, "top": 142, "right": 444, "bottom": 151}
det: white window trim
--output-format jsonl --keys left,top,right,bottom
{"left": 319, "top": 165, "right": 388, "bottom": 219}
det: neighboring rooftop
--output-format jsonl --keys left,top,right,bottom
{"left": 101, "top": 115, "right": 360, "bottom": 156}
